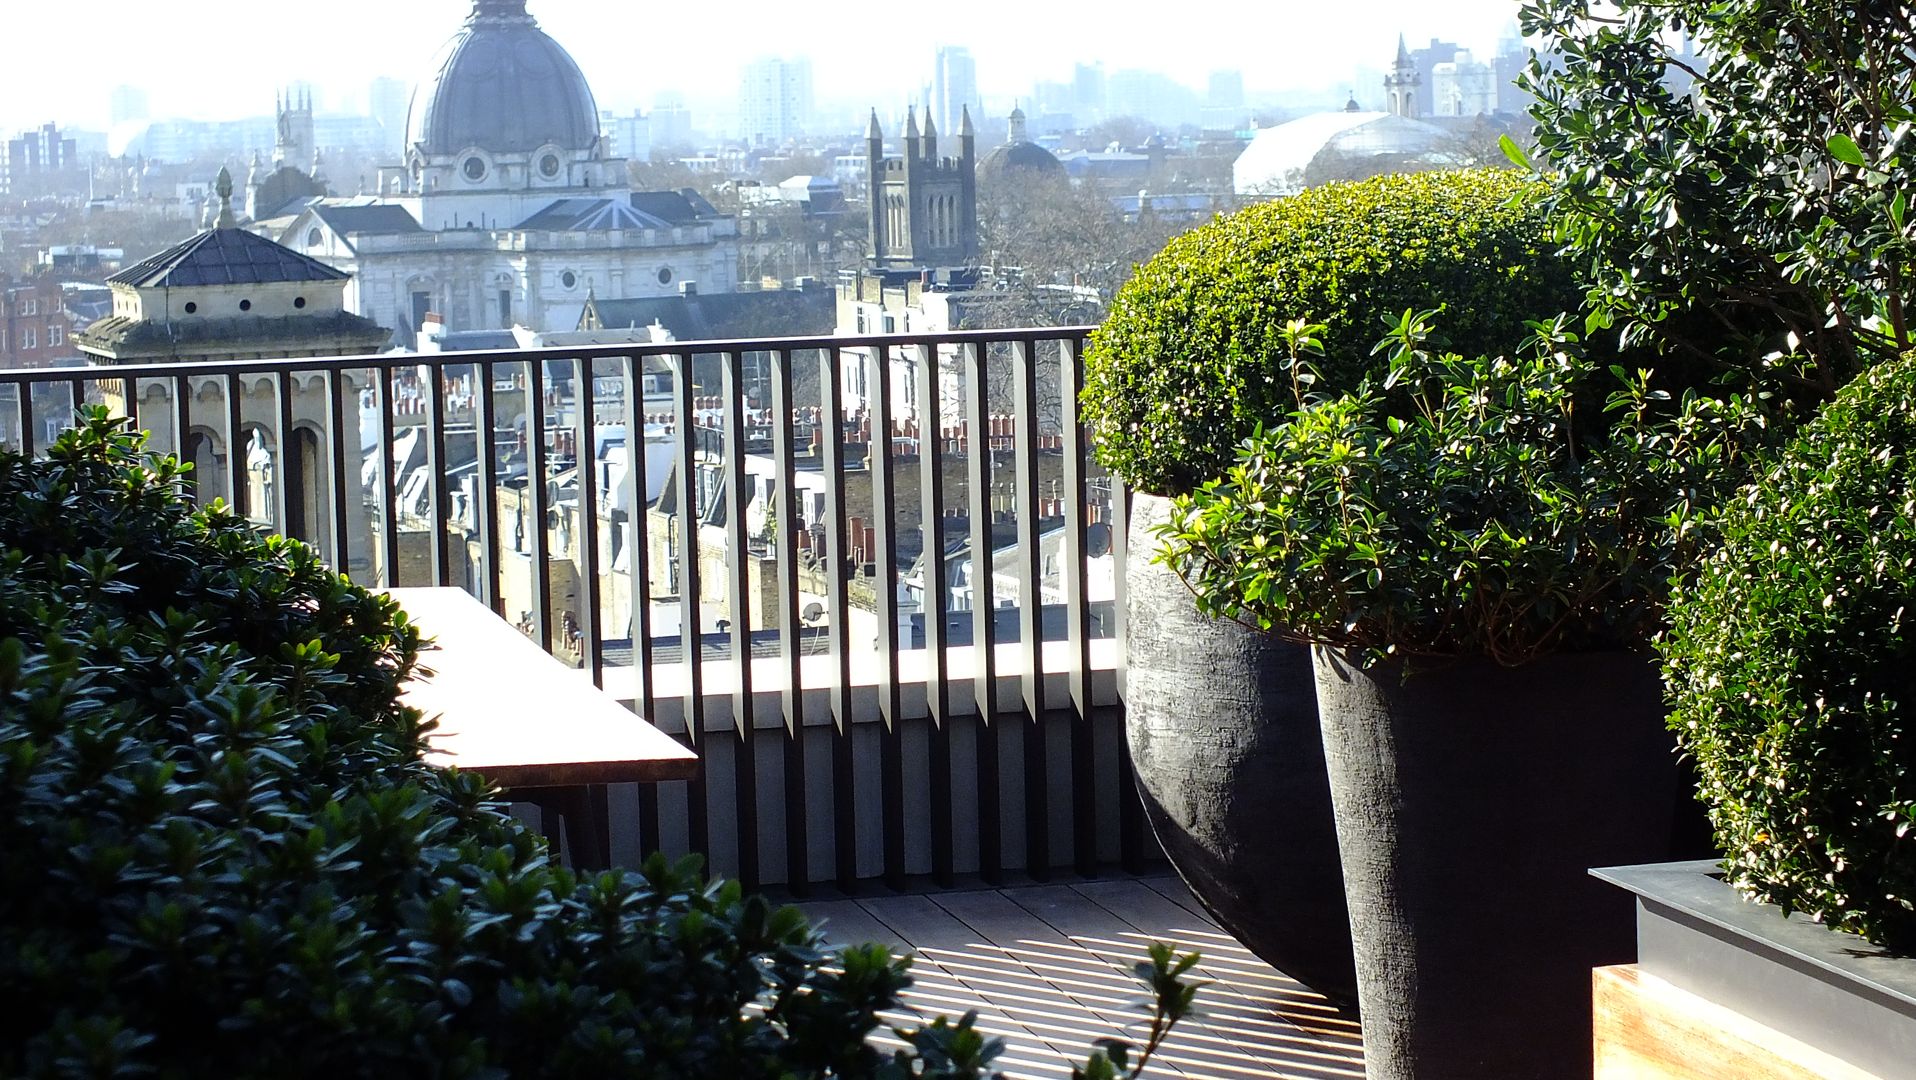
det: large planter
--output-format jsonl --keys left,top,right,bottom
{"left": 1125, "top": 492, "right": 1355, "bottom": 1000}
{"left": 1592, "top": 860, "right": 1916, "bottom": 1078}
{"left": 1313, "top": 647, "right": 1677, "bottom": 1079}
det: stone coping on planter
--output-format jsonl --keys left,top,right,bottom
{"left": 1593, "top": 860, "right": 1915, "bottom": 1078}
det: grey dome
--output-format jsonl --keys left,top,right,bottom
{"left": 980, "top": 141, "right": 1066, "bottom": 180}
{"left": 406, "top": 1, "right": 601, "bottom": 157}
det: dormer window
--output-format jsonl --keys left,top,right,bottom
{"left": 463, "top": 156, "right": 487, "bottom": 182}
{"left": 540, "top": 153, "right": 561, "bottom": 179}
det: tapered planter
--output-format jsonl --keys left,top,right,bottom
{"left": 1125, "top": 492, "right": 1355, "bottom": 1000}
{"left": 1313, "top": 646, "right": 1677, "bottom": 1079}
{"left": 1592, "top": 860, "right": 1916, "bottom": 1078}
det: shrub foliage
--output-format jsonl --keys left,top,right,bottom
{"left": 1663, "top": 354, "right": 1916, "bottom": 950}
{"left": 0, "top": 414, "right": 1193, "bottom": 1078}
{"left": 1157, "top": 315, "right": 1763, "bottom": 667}
{"left": 1081, "top": 169, "right": 1580, "bottom": 494}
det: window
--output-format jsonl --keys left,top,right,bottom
{"left": 656, "top": 266, "right": 673, "bottom": 286}
{"left": 540, "top": 153, "right": 561, "bottom": 178}
{"left": 307, "top": 228, "right": 322, "bottom": 247}
{"left": 47, "top": 324, "right": 62, "bottom": 347}
{"left": 293, "top": 297, "right": 306, "bottom": 309}
{"left": 560, "top": 270, "right": 578, "bottom": 290}
{"left": 410, "top": 290, "right": 432, "bottom": 333}
{"left": 22, "top": 299, "right": 36, "bottom": 316}
{"left": 463, "top": 156, "right": 487, "bottom": 181}
{"left": 856, "top": 310, "right": 867, "bottom": 333}
{"left": 499, "top": 289, "right": 512, "bottom": 326}
{"left": 21, "top": 327, "right": 35, "bottom": 350}
{"left": 239, "top": 299, "right": 252, "bottom": 312}
{"left": 184, "top": 302, "right": 198, "bottom": 314}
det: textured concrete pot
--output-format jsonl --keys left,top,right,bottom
{"left": 1125, "top": 492, "right": 1356, "bottom": 1000}
{"left": 1592, "top": 860, "right": 1916, "bottom": 1078}
{"left": 1313, "top": 647, "right": 1676, "bottom": 1080}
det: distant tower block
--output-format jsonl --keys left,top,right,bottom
{"left": 1387, "top": 34, "right": 1422, "bottom": 118}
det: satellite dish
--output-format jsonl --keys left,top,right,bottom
{"left": 1086, "top": 522, "right": 1113, "bottom": 559}
{"left": 802, "top": 602, "right": 825, "bottom": 624}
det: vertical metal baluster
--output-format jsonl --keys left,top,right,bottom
{"left": 526, "top": 358, "right": 552, "bottom": 652}
{"left": 326, "top": 369, "right": 351, "bottom": 574}
{"left": 425, "top": 360, "right": 450, "bottom": 586}
{"left": 473, "top": 361, "right": 500, "bottom": 612}
{"left": 273, "top": 371, "right": 294, "bottom": 541}
{"left": 769, "top": 348, "right": 807, "bottom": 892}
{"left": 172, "top": 373, "right": 191, "bottom": 465}
{"left": 621, "top": 354, "right": 662, "bottom": 857}
{"left": 1112, "top": 477, "right": 1146, "bottom": 872}
{"left": 1059, "top": 336, "right": 1098, "bottom": 875}
{"left": 68, "top": 378, "right": 85, "bottom": 432}
{"left": 821, "top": 347, "right": 856, "bottom": 888}
{"left": 374, "top": 366, "right": 399, "bottom": 587}
{"left": 963, "top": 340, "right": 1001, "bottom": 883}
{"left": 222, "top": 372, "right": 244, "bottom": 513}
{"left": 916, "top": 340, "right": 955, "bottom": 886}
{"left": 122, "top": 377, "right": 140, "bottom": 434}
{"left": 869, "top": 343, "right": 905, "bottom": 889}
{"left": 573, "top": 356, "right": 604, "bottom": 686}
{"left": 721, "top": 350, "right": 758, "bottom": 890}
{"left": 1011, "top": 336, "right": 1049, "bottom": 881}
{"left": 672, "top": 352, "right": 708, "bottom": 858}
{"left": 15, "top": 379, "right": 32, "bottom": 457}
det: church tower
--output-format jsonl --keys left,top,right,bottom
{"left": 1386, "top": 35, "right": 1421, "bottom": 118}
{"left": 275, "top": 87, "right": 316, "bottom": 169}
{"left": 866, "top": 105, "right": 978, "bottom": 269}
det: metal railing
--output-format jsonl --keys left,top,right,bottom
{"left": 0, "top": 327, "right": 1150, "bottom": 891}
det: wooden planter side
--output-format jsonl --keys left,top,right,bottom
{"left": 1593, "top": 965, "right": 1882, "bottom": 1080}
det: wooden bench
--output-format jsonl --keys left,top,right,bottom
{"left": 388, "top": 587, "right": 698, "bottom": 867}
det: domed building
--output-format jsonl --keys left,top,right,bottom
{"left": 264, "top": 0, "right": 739, "bottom": 343}
{"left": 978, "top": 107, "right": 1066, "bottom": 183}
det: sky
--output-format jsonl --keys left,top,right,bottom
{"left": 2, "top": 0, "right": 1527, "bottom": 135}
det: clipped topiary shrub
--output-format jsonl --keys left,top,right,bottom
{"left": 1663, "top": 353, "right": 1916, "bottom": 951}
{"left": 1082, "top": 168, "right": 1581, "bottom": 494}
{"left": 0, "top": 413, "right": 1195, "bottom": 1078}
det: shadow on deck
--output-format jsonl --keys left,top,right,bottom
{"left": 801, "top": 876, "right": 1364, "bottom": 1079}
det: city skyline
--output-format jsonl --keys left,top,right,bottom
{"left": 4, "top": 0, "right": 1528, "bottom": 137}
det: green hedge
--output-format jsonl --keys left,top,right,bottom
{"left": 1663, "top": 354, "right": 1916, "bottom": 950}
{"left": 1082, "top": 169, "right": 1580, "bottom": 494}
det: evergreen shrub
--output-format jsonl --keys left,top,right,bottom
{"left": 1663, "top": 353, "right": 1916, "bottom": 950}
{"left": 1082, "top": 169, "right": 1579, "bottom": 494}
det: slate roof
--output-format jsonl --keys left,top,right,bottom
{"left": 629, "top": 189, "right": 718, "bottom": 225}
{"left": 109, "top": 228, "right": 349, "bottom": 288}
{"left": 516, "top": 198, "right": 676, "bottom": 232}
{"left": 311, "top": 203, "right": 424, "bottom": 236}
{"left": 578, "top": 287, "right": 834, "bottom": 342}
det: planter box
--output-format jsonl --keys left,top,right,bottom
{"left": 1593, "top": 860, "right": 1916, "bottom": 1079}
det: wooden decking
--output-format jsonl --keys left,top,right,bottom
{"left": 800, "top": 876, "right": 1365, "bottom": 1079}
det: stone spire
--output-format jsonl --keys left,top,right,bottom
{"left": 866, "top": 108, "right": 883, "bottom": 142}
{"left": 922, "top": 111, "right": 938, "bottom": 159}
{"left": 904, "top": 104, "right": 920, "bottom": 140}
{"left": 1386, "top": 33, "right": 1422, "bottom": 118}
{"left": 213, "top": 167, "right": 237, "bottom": 229}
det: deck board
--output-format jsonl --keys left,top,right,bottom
{"left": 802, "top": 877, "right": 1365, "bottom": 1080}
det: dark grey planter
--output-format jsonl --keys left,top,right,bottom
{"left": 1124, "top": 492, "right": 1356, "bottom": 1001}
{"left": 1313, "top": 646, "right": 1677, "bottom": 1079}
{"left": 1593, "top": 860, "right": 1916, "bottom": 1078}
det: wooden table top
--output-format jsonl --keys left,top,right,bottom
{"left": 388, "top": 587, "right": 699, "bottom": 789}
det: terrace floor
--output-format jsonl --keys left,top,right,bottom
{"left": 799, "top": 876, "right": 1365, "bottom": 1079}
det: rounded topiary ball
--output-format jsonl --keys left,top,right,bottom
{"left": 1663, "top": 353, "right": 1916, "bottom": 951}
{"left": 1082, "top": 168, "right": 1579, "bottom": 494}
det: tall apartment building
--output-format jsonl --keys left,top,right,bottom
{"left": 2, "top": 123, "right": 86, "bottom": 199}
{"left": 932, "top": 47, "right": 980, "bottom": 144}
{"left": 739, "top": 57, "right": 813, "bottom": 146}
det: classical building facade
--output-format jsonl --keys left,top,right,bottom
{"left": 255, "top": 0, "right": 739, "bottom": 342}
{"left": 76, "top": 170, "right": 390, "bottom": 573}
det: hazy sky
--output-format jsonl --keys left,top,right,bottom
{"left": 4, "top": 0, "right": 1526, "bottom": 134}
